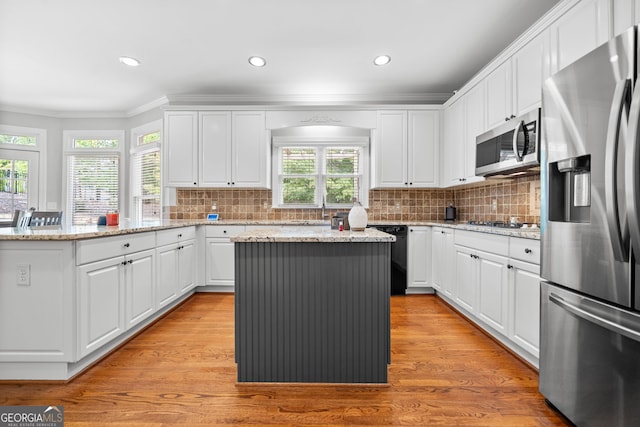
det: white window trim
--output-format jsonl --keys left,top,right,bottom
{"left": 272, "top": 136, "right": 369, "bottom": 209}
{"left": 130, "top": 120, "right": 162, "bottom": 222}
{"left": 0, "top": 124, "right": 47, "bottom": 211}
{"left": 63, "top": 130, "right": 125, "bottom": 225}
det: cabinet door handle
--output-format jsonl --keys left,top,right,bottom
{"left": 507, "top": 264, "right": 514, "bottom": 269}
{"left": 123, "top": 243, "right": 130, "bottom": 248}
{"left": 178, "top": 234, "right": 182, "bottom": 238}
{"left": 121, "top": 261, "right": 127, "bottom": 266}
{"left": 510, "top": 114, "right": 516, "bottom": 119}
{"left": 193, "top": 182, "right": 197, "bottom": 186}
{"left": 524, "top": 248, "right": 532, "bottom": 254}
{"left": 128, "top": 259, "right": 133, "bottom": 264}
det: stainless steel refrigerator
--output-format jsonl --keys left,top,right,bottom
{"left": 540, "top": 25, "right": 640, "bottom": 426}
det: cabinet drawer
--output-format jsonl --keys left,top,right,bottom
{"left": 77, "top": 232, "right": 156, "bottom": 265}
{"left": 205, "top": 225, "right": 245, "bottom": 238}
{"left": 509, "top": 238, "right": 540, "bottom": 264}
{"left": 156, "top": 226, "right": 196, "bottom": 247}
{"left": 455, "top": 230, "right": 508, "bottom": 256}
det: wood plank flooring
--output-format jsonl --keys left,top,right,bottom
{"left": 0, "top": 294, "right": 568, "bottom": 426}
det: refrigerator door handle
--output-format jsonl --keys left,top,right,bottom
{"left": 606, "top": 78, "right": 631, "bottom": 261}
{"left": 549, "top": 292, "right": 640, "bottom": 343}
{"left": 627, "top": 81, "right": 640, "bottom": 257}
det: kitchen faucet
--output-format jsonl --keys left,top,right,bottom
{"left": 321, "top": 195, "right": 329, "bottom": 220}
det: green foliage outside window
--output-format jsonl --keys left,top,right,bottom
{"left": 0, "top": 134, "right": 36, "bottom": 146}
{"left": 280, "top": 146, "right": 360, "bottom": 206}
{"left": 73, "top": 139, "right": 119, "bottom": 149}
{"left": 283, "top": 177, "right": 315, "bottom": 204}
{"left": 140, "top": 132, "right": 160, "bottom": 145}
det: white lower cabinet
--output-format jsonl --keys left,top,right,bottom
{"left": 431, "top": 227, "right": 455, "bottom": 296}
{"left": 156, "top": 227, "right": 197, "bottom": 309}
{"left": 124, "top": 249, "right": 156, "bottom": 330}
{"left": 78, "top": 247, "right": 156, "bottom": 359}
{"left": 439, "top": 229, "right": 540, "bottom": 366}
{"left": 407, "top": 226, "right": 432, "bottom": 293}
{"left": 76, "top": 228, "right": 200, "bottom": 361}
{"left": 205, "top": 225, "right": 245, "bottom": 290}
{"left": 77, "top": 256, "right": 126, "bottom": 358}
{"left": 477, "top": 251, "right": 509, "bottom": 335}
{"left": 454, "top": 241, "right": 509, "bottom": 335}
{"left": 508, "top": 258, "right": 541, "bottom": 358}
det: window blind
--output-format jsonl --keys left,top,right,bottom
{"left": 68, "top": 155, "right": 119, "bottom": 225}
{"left": 131, "top": 149, "right": 160, "bottom": 221}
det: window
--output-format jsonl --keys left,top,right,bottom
{"left": 130, "top": 121, "right": 161, "bottom": 222}
{"left": 273, "top": 137, "right": 369, "bottom": 208}
{"left": 64, "top": 130, "right": 124, "bottom": 225}
{"left": 0, "top": 125, "right": 44, "bottom": 224}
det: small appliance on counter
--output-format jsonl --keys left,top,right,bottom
{"left": 331, "top": 212, "right": 349, "bottom": 230}
{"left": 106, "top": 211, "right": 119, "bottom": 226}
{"left": 445, "top": 204, "right": 457, "bottom": 221}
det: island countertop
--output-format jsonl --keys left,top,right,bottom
{"left": 231, "top": 226, "right": 396, "bottom": 242}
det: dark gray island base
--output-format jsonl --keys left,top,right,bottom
{"left": 232, "top": 228, "right": 393, "bottom": 384}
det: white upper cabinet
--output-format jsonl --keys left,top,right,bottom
{"left": 373, "top": 110, "right": 439, "bottom": 188}
{"left": 164, "top": 111, "right": 198, "bottom": 187}
{"left": 549, "top": 0, "right": 609, "bottom": 73}
{"left": 373, "top": 111, "right": 407, "bottom": 188}
{"left": 486, "top": 31, "right": 547, "bottom": 130}
{"left": 486, "top": 60, "right": 513, "bottom": 130}
{"left": 232, "top": 111, "right": 269, "bottom": 188}
{"left": 442, "top": 100, "right": 465, "bottom": 186}
{"left": 512, "top": 31, "right": 549, "bottom": 116}
{"left": 165, "top": 110, "right": 270, "bottom": 188}
{"left": 442, "top": 87, "right": 484, "bottom": 188}
{"left": 464, "top": 83, "right": 486, "bottom": 183}
{"left": 199, "top": 112, "right": 232, "bottom": 187}
{"left": 408, "top": 111, "right": 439, "bottom": 187}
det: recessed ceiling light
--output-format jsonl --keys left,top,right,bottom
{"left": 373, "top": 55, "right": 391, "bottom": 66}
{"left": 119, "top": 56, "right": 140, "bottom": 67}
{"left": 248, "top": 56, "right": 266, "bottom": 67}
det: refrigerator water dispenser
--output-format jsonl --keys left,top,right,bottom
{"left": 549, "top": 155, "right": 591, "bottom": 223}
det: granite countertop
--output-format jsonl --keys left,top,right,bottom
{"left": 0, "top": 219, "right": 540, "bottom": 241}
{"left": 0, "top": 219, "right": 204, "bottom": 241}
{"left": 231, "top": 226, "right": 396, "bottom": 243}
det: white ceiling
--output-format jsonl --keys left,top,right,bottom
{"left": 0, "top": 0, "right": 561, "bottom": 116}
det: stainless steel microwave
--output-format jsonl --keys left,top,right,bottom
{"left": 475, "top": 108, "right": 541, "bottom": 177}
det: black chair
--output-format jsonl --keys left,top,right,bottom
{"left": 10, "top": 210, "right": 32, "bottom": 228}
{"left": 29, "top": 211, "right": 63, "bottom": 227}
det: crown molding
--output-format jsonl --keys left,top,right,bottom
{"left": 166, "top": 92, "right": 452, "bottom": 107}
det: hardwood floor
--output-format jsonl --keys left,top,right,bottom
{"left": 1, "top": 294, "right": 568, "bottom": 426}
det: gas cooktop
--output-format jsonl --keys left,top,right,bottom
{"left": 467, "top": 220, "right": 527, "bottom": 229}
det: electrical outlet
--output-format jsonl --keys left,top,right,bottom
{"left": 491, "top": 199, "right": 497, "bottom": 212}
{"left": 17, "top": 264, "right": 30, "bottom": 286}
{"left": 211, "top": 202, "right": 217, "bottom": 211}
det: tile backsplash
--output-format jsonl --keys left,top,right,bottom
{"left": 168, "top": 175, "right": 540, "bottom": 225}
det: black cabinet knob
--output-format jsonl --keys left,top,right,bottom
{"left": 123, "top": 243, "right": 130, "bottom": 248}
{"left": 525, "top": 248, "right": 532, "bottom": 254}
{"left": 507, "top": 264, "right": 513, "bottom": 269}
{"left": 128, "top": 259, "right": 133, "bottom": 264}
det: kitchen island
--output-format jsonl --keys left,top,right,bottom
{"left": 231, "top": 227, "right": 395, "bottom": 384}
